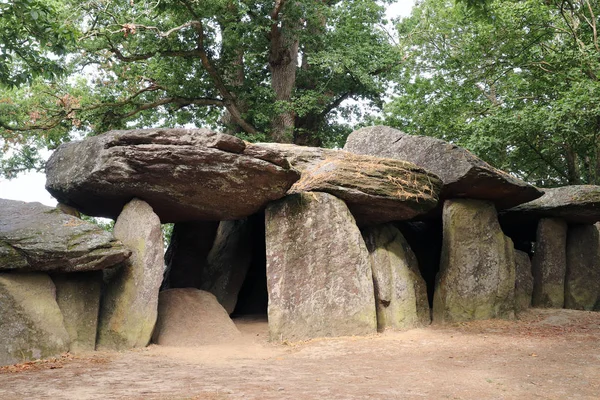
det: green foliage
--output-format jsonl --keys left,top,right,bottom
{"left": 386, "top": 0, "right": 600, "bottom": 186}
{"left": 1, "top": 0, "right": 401, "bottom": 177}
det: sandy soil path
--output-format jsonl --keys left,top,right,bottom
{"left": 1, "top": 309, "right": 598, "bottom": 400}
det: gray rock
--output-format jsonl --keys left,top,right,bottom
{"left": 200, "top": 219, "right": 254, "bottom": 314}
{"left": 565, "top": 224, "right": 600, "bottom": 311}
{"left": 151, "top": 288, "right": 242, "bottom": 346}
{"left": 266, "top": 192, "right": 377, "bottom": 341}
{"left": 531, "top": 218, "right": 567, "bottom": 308}
{"left": 257, "top": 143, "right": 442, "bottom": 225}
{"left": 362, "top": 224, "right": 430, "bottom": 331}
{"left": 502, "top": 185, "right": 600, "bottom": 224}
{"left": 433, "top": 199, "right": 516, "bottom": 323}
{"left": 0, "top": 272, "right": 69, "bottom": 366}
{"left": 0, "top": 199, "right": 131, "bottom": 272}
{"left": 46, "top": 129, "right": 300, "bottom": 222}
{"left": 52, "top": 271, "right": 103, "bottom": 353}
{"left": 163, "top": 221, "right": 220, "bottom": 289}
{"left": 344, "top": 126, "right": 542, "bottom": 210}
{"left": 96, "top": 199, "right": 164, "bottom": 350}
{"left": 514, "top": 250, "right": 533, "bottom": 313}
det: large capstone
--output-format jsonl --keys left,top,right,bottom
{"left": 344, "top": 126, "right": 542, "bottom": 210}
{"left": 256, "top": 143, "right": 442, "bottom": 225}
{"left": 97, "top": 199, "right": 164, "bottom": 350}
{"left": 0, "top": 199, "right": 130, "bottom": 272}
{"left": 531, "top": 218, "right": 567, "bottom": 308}
{"left": 51, "top": 271, "right": 103, "bottom": 353}
{"left": 265, "top": 192, "right": 377, "bottom": 341}
{"left": 151, "top": 288, "right": 242, "bottom": 346}
{"left": 45, "top": 129, "right": 300, "bottom": 222}
{"left": 433, "top": 199, "right": 516, "bottom": 323}
{"left": 514, "top": 250, "right": 534, "bottom": 313}
{"left": 362, "top": 224, "right": 430, "bottom": 331}
{"left": 502, "top": 185, "right": 600, "bottom": 225}
{"left": 565, "top": 224, "right": 600, "bottom": 311}
{"left": 0, "top": 272, "right": 69, "bottom": 366}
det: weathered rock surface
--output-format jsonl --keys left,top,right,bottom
{"left": 0, "top": 199, "right": 130, "bottom": 272}
{"left": 257, "top": 143, "right": 442, "bottom": 225}
{"left": 362, "top": 224, "right": 430, "bottom": 331}
{"left": 531, "top": 218, "right": 567, "bottom": 308}
{"left": 0, "top": 273, "right": 69, "bottom": 366}
{"left": 45, "top": 129, "right": 300, "bottom": 222}
{"left": 163, "top": 221, "right": 220, "bottom": 289}
{"left": 502, "top": 185, "right": 600, "bottom": 224}
{"left": 266, "top": 192, "right": 377, "bottom": 341}
{"left": 565, "top": 224, "right": 600, "bottom": 311}
{"left": 433, "top": 199, "right": 516, "bottom": 323}
{"left": 97, "top": 199, "right": 164, "bottom": 350}
{"left": 151, "top": 288, "right": 242, "bottom": 346}
{"left": 514, "top": 250, "right": 533, "bottom": 313}
{"left": 200, "top": 219, "right": 254, "bottom": 314}
{"left": 52, "top": 271, "right": 103, "bottom": 352}
{"left": 344, "top": 126, "right": 542, "bottom": 210}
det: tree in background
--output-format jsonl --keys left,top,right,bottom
{"left": 386, "top": 0, "right": 600, "bottom": 186}
{"left": 0, "top": 0, "right": 401, "bottom": 177}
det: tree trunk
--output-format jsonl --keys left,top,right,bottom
{"left": 564, "top": 143, "right": 581, "bottom": 184}
{"left": 269, "top": 19, "right": 299, "bottom": 143}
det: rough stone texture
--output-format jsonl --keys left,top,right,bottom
{"left": 344, "top": 126, "right": 542, "bottom": 210}
{"left": 45, "top": 129, "right": 300, "bottom": 223}
{"left": 163, "top": 221, "right": 220, "bottom": 289}
{"left": 0, "top": 199, "right": 131, "bottom": 272}
{"left": 96, "top": 199, "right": 164, "bottom": 350}
{"left": 565, "top": 224, "right": 600, "bottom": 311}
{"left": 266, "top": 192, "right": 377, "bottom": 341}
{"left": 362, "top": 224, "right": 430, "bottom": 331}
{"left": 257, "top": 143, "right": 442, "bottom": 225}
{"left": 514, "top": 250, "right": 534, "bottom": 313}
{"left": 199, "top": 219, "right": 254, "bottom": 314}
{"left": 502, "top": 185, "right": 600, "bottom": 224}
{"left": 531, "top": 218, "right": 567, "bottom": 308}
{"left": 51, "top": 271, "right": 103, "bottom": 352}
{"left": 0, "top": 272, "right": 69, "bottom": 366}
{"left": 433, "top": 199, "right": 516, "bottom": 323}
{"left": 151, "top": 288, "right": 242, "bottom": 346}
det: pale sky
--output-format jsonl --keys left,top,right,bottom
{"left": 0, "top": 1, "right": 416, "bottom": 207}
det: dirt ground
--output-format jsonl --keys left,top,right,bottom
{"left": 0, "top": 309, "right": 598, "bottom": 400}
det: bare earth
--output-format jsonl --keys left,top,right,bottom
{"left": 1, "top": 309, "right": 598, "bottom": 400}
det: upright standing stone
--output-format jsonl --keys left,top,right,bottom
{"left": 362, "top": 224, "right": 430, "bottom": 331}
{"left": 200, "top": 219, "right": 254, "bottom": 314}
{"left": 266, "top": 192, "right": 377, "bottom": 341}
{"left": 97, "top": 199, "right": 164, "bottom": 350}
{"left": 0, "top": 273, "right": 69, "bottom": 366}
{"left": 565, "top": 224, "right": 600, "bottom": 311}
{"left": 52, "top": 271, "right": 103, "bottom": 353}
{"left": 433, "top": 199, "right": 515, "bottom": 323}
{"left": 163, "top": 221, "right": 219, "bottom": 289}
{"left": 514, "top": 250, "right": 534, "bottom": 313}
{"left": 531, "top": 218, "right": 567, "bottom": 308}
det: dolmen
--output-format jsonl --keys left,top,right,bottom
{"left": 2, "top": 125, "right": 599, "bottom": 367}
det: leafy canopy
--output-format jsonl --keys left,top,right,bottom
{"left": 1, "top": 0, "right": 401, "bottom": 177}
{"left": 386, "top": 0, "right": 600, "bottom": 186}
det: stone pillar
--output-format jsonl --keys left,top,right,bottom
{"left": 96, "top": 198, "right": 164, "bottom": 350}
{"left": 514, "top": 250, "right": 533, "bottom": 313}
{"left": 362, "top": 224, "right": 430, "bottom": 331}
{"left": 565, "top": 224, "right": 600, "bottom": 311}
{"left": 433, "top": 199, "right": 515, "bottom": 323}
{"left": 531, "top": 218, "right": 567, "bottom": 308}
{"left": 0, "top": 273, "right": 69, "bottom": 366}
{"left": 52, "top": 271, "right": 103, "bottom": 352}
{"left": 265, "top": 192, "right": 376, "bottom": 341}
